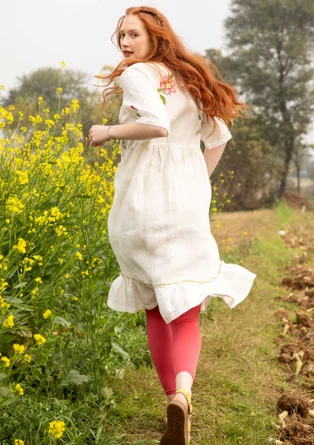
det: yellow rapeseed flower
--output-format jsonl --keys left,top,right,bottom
{"left": 0, "top": 84, "right": 5, "bottom": 91}
{"left": 38, "top": 96, "right": 43, "bottom": 104}
{"left": 13, "top": 238, "right": 27, "bottom": 254}
{"left": 35, "top": 277, "right": 43, "bottom": 284}
{"left": 48, "top": 420, "right": 66, "bottom": 439}
{"left": 243, "top": 231, "right": 248, "bottom": 236}
{"left": 43, "top": 309, "right": 52, "bottom": 319}
{"left": 15, "top": 170, "right": 29, "bottom": 185}
{"left": 3, "top": 314, "right": 14, "bottom": 328}
{"left": 15, "top": 383, "right": 24, "bottom": 396}
{"left": 7, "top": 196, "right": 24, "bottom": 214}
{"left": 76, "top": 251, "right": 83, "bottom": 261}
{"left": 13, "top": 344, "right": 25, "bottom": 355}
{"left": 34, "top": 334, "right": 46, "bottom": 345}
{"left": 56, "top": 87, "right": 63, "bottom": 94}
{"left": 14, "top": 440, "right": 25, "bottom": 445}
{"left": 1, "top": 356, "right": 10, "bottom": 367}
{"left": 23, "top": 354, "right": 32, "bottom": 363}
{"left": 55, "top": 225, "right": 67, "bottom": 237}
{"left": 0, "top": 296, "right": 10, "bottom": 310}
{"left": 70, "top": 99, "right": 80, "bottom": 112}
{"left": 60, "top": 61, "right": 66, "bottom": 68}
{"left": 0, "top": 279, "right": 8, "bottom": 292}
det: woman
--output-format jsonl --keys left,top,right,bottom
{"left": 89, "top": 6, "right": 256, "bottom": 444}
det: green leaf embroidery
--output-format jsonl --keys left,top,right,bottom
{"left": 159, "top": 94, "right": 166, "bottom": 105}
{"left": 157, "top": 88, "right": 164, "bottom": 93}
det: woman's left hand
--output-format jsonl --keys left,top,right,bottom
{"left": 89, "top": 125, "right": 111, "bottom": 146}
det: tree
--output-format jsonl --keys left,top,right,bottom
{"left": 224, "top": 0, "right": 314, "bottom": 198}
{"left": 1, "top": 66, "right": 122, "bottom": 141}
{"left": 2, "top": 67, "right": 90, "bottom": 107}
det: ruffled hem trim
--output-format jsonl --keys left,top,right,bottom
{"left": 120, "top": 261, "right": 223, "bottom": 287}
{"left": 107, "top": 261, "right": 256, "bottom": 323}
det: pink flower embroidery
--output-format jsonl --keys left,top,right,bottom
{"left": 160, "top": 75, "right": 176, "bottom": 96}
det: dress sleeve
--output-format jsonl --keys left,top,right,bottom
{"left": 201, "top": 114, "right": 232, "bottom": 150}
{"left": 119, "top": 63, "right": 170, "bottom": 134}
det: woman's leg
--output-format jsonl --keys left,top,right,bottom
{"left": 145, "top": 306, "right": 176, "bottom": 398}
{"left": 145, "top": 304, "right": 202, "bottom": 401}
{"left": 169, "top": 305, "right": 202, "bottom": 407}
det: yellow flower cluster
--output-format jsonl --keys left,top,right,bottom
{"left": 7, "top": 196, "right": 24, "bottom": 214}
{"left": 14, "top": 383, "right": 24, "bottom": 396}
{"left": 34, "top": 333, "right": 46, "bottom": 345}
{"left": 15, "top": 170, "right": 29, "bottom": 185}
{"left": 48, "top": 420, "right": 66, "bottom": 438}
{"left": 13, "top": 238, "right": 27, "bottom": 254}
{"left": 71, "top": 99, "right": 79, "bottom": 111}
{"left": 0, "top": 295, "right": 10, "bottom": 310}
{"left": 0, "top": 355, "right": 10, "bottom": 367}
{"left": 3, "top": 314, "right": 14, "bottom": 328}
{"left": 13, "top": 344, "right": 25, "bottom": 355}
{"left": 14, "top": 440, "right": 25, "bottom": 445}
{"left": 43, "top": 309, "right": 52, "bottom": 319}
{"left": 0, "top": 279, "right": 8, "bottom": 292}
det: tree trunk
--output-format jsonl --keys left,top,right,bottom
{"left": 296, "top": 162, "right": 301, "bottom": 194}
{"left": 278, "top": 138, "right": 294, "bottom": 198}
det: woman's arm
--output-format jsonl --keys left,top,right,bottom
{"left": 89, "top": 123, "right": 168, "bottom": 146}
{"left": 203, "top": 143, "right": 226, "bottom": 177}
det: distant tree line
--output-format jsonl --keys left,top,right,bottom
{"left": 207, "top": 0, "right": 314, "bottom": 209}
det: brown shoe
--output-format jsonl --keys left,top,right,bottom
{"left": 160, "top": 389, "right": 192, "bottom": 445}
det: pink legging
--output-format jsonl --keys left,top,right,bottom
{"left": 145, "top": 305, "right": 202, "bottom": 396}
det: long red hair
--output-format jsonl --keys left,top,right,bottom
{"left": 97, "top": 6, "right": 247, "bottom": 127}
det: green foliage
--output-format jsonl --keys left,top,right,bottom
{"left": 206, "top": 0, "right": 314, "bottom": 207}
{"left": 0, "top": 98, "right": 151, "bottom": 443}
{"left": 225, "top": 0, "right": 314, "bottom": 197}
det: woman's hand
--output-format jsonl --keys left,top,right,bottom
{"left": 89, "top": 125, "right": 111, "bottom": 146}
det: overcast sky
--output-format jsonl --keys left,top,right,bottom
{"left": 1, "top": 0, "right": 230, "bottom": 90}
{"left": 1, "top": 0, "right": 313, "bottom": 143}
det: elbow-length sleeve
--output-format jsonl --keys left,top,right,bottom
{"left": 119, "top": 63, "right": 170, "bottom": 135}
{"left": 201, "top": 114, "right": 232, "bottom": 150}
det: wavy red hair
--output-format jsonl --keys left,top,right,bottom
{"left": 97, "top": 6, "right": 247, "bottom": 127}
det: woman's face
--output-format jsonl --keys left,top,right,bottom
{"left": 119, "top": 14, "right": 153, "bottom": 60}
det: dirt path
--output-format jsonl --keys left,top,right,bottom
{"left": 104, "top": 206, "right": 314, "bottom": 444}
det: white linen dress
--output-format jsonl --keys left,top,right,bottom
{"left": 107, "top": 62, "right": 256, "bottom": 323}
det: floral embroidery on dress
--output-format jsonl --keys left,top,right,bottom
{"left": 130, "top": 105, "right": 142, "bottom": 119}
{"left": 158, "top": 73, "right": 176, "bottom": 105}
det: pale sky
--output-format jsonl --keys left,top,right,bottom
{"left": 1, "top": 0, "right": 313, "bottom": 143}
{"left": 1, "top": 0, "right": 230, "bottom": 91}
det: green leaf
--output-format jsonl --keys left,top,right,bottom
{"left": 102, "top": 386, "right": 113, "bottom": 400}
{"left": 0, "top": 396, "right": 19, "bottom": 408}
{"left": 112, "top": 342, "right": 130, "bottom": 361}
{"left": 159, "top": 94, "right": 166, "bottom": 105}
{"left": 61, "top": 369, "right": 91, "bottom": 386}
{"left": 54, "top": 316, "right": 71, "bottom": 328}
{"left": 0, "top": 373, "right": 8, "bottom": 383}
{"left": 13, "top": 282, "right": 28, "bottom": 289}
{"left": 157, "top": 88, "right": 164, "bottom": 93}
